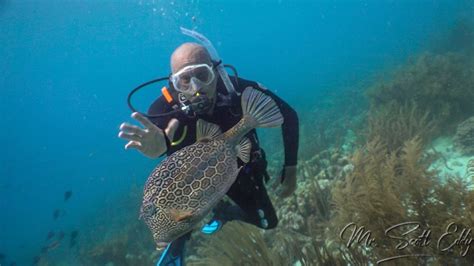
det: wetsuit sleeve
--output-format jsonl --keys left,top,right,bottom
{"left": 255, "top": 85, "right": 299, "bottom": 167}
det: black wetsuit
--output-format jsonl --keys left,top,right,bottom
{"left": 148, "top": 76, "right": 299, "bottom": 264}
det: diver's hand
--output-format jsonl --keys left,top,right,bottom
{"left": 276, "top": 165, "right": 297, "bottom": 198}
{"left": 118, "top": 112, "right": 179, "bottom": 158}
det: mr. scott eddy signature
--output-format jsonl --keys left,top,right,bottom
{"left": 339, "top": 221, "right": 472, "bottom": 264}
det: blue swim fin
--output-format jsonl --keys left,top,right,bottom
{"left": 156, "top": 241, "right": 183, "bottom": 266}
{"left": 200, "top": 219, "right": 223, "bottom": 235}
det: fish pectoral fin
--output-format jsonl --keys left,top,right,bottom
{"left": 196, "top": 119, "right": 222, "bottom": 141}
{"left": 236, "top": 137, "right": 252, "bottom": 163}
{"left": 169, "top": 208, "right": 194, "bottom": 222}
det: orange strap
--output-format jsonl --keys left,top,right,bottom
{"left": 161, "top": 86, "right": 173, "bottom": 103}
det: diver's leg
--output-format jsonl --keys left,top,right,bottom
{"left": 200, "top": 199, "right": 250, "bottom": 234}
{"left": 201, "top": 166, "right": 278, "bottom": 234}
{"left": 156, "top": 232, "right": 191, "bottom": 266}
{"left": 225, "top": 166, "right": 278, "bottom": 229}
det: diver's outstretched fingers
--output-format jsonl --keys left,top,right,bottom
{"left": 120, "top": 123, "right": 145, "bottom": 136}
{"left": 132, "top": 112, "right": 156, "bottom": 129}
{"left": 125, "top": 141, "right": 143, "bottom": 150}
{"left": 118, "top": 132, "right": 142, "bottom": 142}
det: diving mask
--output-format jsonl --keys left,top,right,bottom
{"left": 170, "top": 63, "right": 215, "bottom": 94}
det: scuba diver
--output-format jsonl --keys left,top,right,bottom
{"left": 118, "top": 30, "right": 299, "bottom": 266}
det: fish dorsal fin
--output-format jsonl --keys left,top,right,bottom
{"left": 196, "top": 119, "right": 222, "bottom": 142}
{"left": 236, "top": 137, "right": 252, "bottom": 163}
{"left": 169, "top": 208, "right": 194, "bottom": 222}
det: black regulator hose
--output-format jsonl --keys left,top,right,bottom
{"left": 127, "top": 65, "right": 239, "bottom": 119}
{"left": 127, "top": 77, "right": 180, "bottom": 118}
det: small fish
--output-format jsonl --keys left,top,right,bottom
{"left": 46, "top": 230, "right": 55, "bottom": 240}
{"left": 53, "top": 209, "right": 61, "bottom": 220}
{"left": 0, "top": 253, "right": 5, "bottom": 260}
{"left": 10, "top": 262, "right": 16, "bottom": 266}
{"left": 46, "top": 240, "right": 61, "bottom": 251}
{"left": 64, "top": 190, "right": 72, "bottom": 201}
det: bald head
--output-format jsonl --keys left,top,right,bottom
{"left": 170, "top": 43, "right": 212, "bottom": 73}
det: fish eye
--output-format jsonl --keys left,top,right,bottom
{"left": 142, "top": 204, "right": 158, "bottom": 218}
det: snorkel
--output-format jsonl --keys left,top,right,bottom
{"left": 180, "top": 27, "right": 239, "bottom": 97}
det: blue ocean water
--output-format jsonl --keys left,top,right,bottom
{"left": 0, "top": 0, "right": 470, "bottom": 264}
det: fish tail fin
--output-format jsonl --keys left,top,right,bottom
{"left": 241, "top": 87, "right": 284, "bottom": 128}
{"left": 236, "top": 137, "right": 252, "bottom": 163}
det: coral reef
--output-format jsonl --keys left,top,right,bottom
{"left": 366, "top": 52, "right": 474, "bottom": 136}
{"left": 468, "top": 159, "right": 474, "bottom": 181}
{"left": 330, "top": 137, "right": 474, "bottom": 264}
{"left": 187, "top": 221, "right": 289, "bottom": 266}
{"left": 427, "top": 136, "right": 473, "bottom": 184}
{"left": 278, "top": 147, "right": 352, "bottom": 229}
{"left": 79, "top": 222, "right": 158, "bottom": 266}
{"left": 367, "top": 101, "right": 435, "bottom": 152}
{"left": 454, "top": 116, "right": 474, "bottom": 155}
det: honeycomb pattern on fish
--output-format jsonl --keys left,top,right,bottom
{"left": 141, "top": 138, "right": 238, "bottom": 243}
{"left": 139, "top": 87, "right": 285, "bottom": 250}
